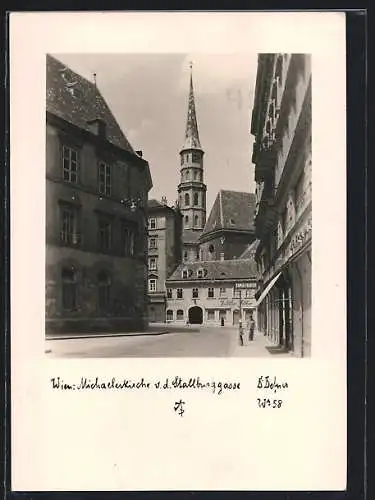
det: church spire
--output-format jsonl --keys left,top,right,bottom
{"left": 182, "top": 62, "right": 201, "bottom": 150}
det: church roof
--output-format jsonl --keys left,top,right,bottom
{"left": 46, "top": 54, "right": 135, "bottom": 154}
{"left": 166, "top": 259, "right": 257, "bottom": 282}
{"left": 181, "top": 68, "right": 202, "bottom": 151}
{"left": 201, "top": 190, "right": 256, "bottom": 237}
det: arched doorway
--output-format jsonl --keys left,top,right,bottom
{"left": 188, "top": 306, "right": 203, "bottom": 325}
{"left": 233, "top": 309, "right": 240, "bottom": 326}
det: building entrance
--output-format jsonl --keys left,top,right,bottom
{"left": 233, "top": 309, "right": 240, "bottom": 326}
{"left": 188, "top": 306, "right": 203, "bottom": 325}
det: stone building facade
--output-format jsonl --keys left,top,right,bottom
{"left": 46, "top": 54, "right": 152, "bottom": 334}
{"left": 251, "top": 53, "right": 312, "bottom": 356}
{"left": 165, "top": 260, "right": 257, "bottom": 327}
{"left": 147, "top": 199, "right": 182, "bottom": 322}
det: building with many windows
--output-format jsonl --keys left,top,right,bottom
{"left": 165, "top": 260, "right": 257, "bottom": 327}
{"left": 147, "top": 198, "right": 182, "bottom": 322}
{"left": 45, "top": 54, "right": 152, "bottom": 334}
{"left": 251, "top": 53, "right": 312, "bottom": 356}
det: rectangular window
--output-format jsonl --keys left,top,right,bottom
{"left": 192, "top": 288, "right": 199, "bottom": 298}
{"left": 207, "top": 309, "right": 215, "bottom": 321}
{"left": 98, "top": 217, "right": 112, "bottom": 251}
{"left": 149, "top": 279, "right": 156, "bottom": 292}
{"left": 177, "top": 288, "right": 183, "bottom": 299}
{"left": 122, "top": 225, "right": 135, "bottom": 257}
{"left": 149, "top": 218, "right": 156, "bottom": 229}
{"left": 60, "top": 205, "right": 80, "bottom": 246}
{"left": 98, "top": 161, "right": 111, "bottom": 196}
{"left": 149, "top": 257, "right": 157, "bottom": 270}
{"left": 62, "top": 145, "right": 79, "bottom": 184}
{"left": 208, "top": 287, "right": 214, "bottom": 298}
{"left": 149, "top": 238, "right": 157, "bottom": 249}
{"left": 167, "top": 289, "right": 172, "bottom": 299}
{"left": 219, "top": 287, "right": 227, "bottom": 297}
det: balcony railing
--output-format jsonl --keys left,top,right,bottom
{"left": 254, "top": 137, "right": 277, "bottom": 183}
{"left": 60, "top": 232, "right": 82, "bottom": 246}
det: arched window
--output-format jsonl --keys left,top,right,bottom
{"left": 166, "top": 310, "right": 173, "bottom": 321}
{"left": 62, "top": 267, "right": 77, "bottom": 311}
{"left": 176, "top": 309, "right": 184, "bottom": 320}
{"left": 194, "top": 215, "right": 199, "bottom": 227}
{"left": 209, "top": 244, "right": 215, "bottom": 253}
{"left": 98, "top": 271, "right": 111, "bottom": 310}
{"left": 192, "top": 151, "right": 200, "bottom": 163}
{"left": 184, "top": 251, "right": 188, "bottom": 261}
{"left": 185, "top": 193, "right": 190, "bottom": 206}
{"left": 193, "top": 193, "right": 199, "bottom": 206}
{"left": 184, "top": 215, "right": 189, "bottom": 226}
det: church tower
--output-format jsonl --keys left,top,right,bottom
{"left": 178, "top": 63, "right": 207, "bottom": 262}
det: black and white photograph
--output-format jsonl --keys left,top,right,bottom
{"left": 11, "top": 12, "right": 347, "bottom": 492}
{"left": 45, "top": 52, "right": 312, "bottom": 358}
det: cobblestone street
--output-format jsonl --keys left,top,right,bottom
{"left": 45, "top": 324, "right": 291, "bottom": 358}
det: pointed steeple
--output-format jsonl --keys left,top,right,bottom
{"left": 182, "top": 62, "right": 202, "bottom": 150}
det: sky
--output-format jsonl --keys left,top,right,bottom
{"left": 54, "top": 53, "right": 258, "bottom": 213}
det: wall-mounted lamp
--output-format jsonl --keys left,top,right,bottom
{"left": 120, "top": 197, "right": 143, "bottom": 211}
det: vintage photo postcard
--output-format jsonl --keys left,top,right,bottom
{"left": 10, "top": 11, "right": 346, "bottom": 491}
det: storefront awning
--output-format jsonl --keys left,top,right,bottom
{"left": 255, "top": 271, "right": 282, "bottom": 307}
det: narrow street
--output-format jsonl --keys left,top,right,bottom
{"left": 45, "top": 325, "right": 291, "bottom": 358}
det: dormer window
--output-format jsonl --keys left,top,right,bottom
{"left": 197, "top": 268, "right": 204, "bottom": 279}
{"left": 182, "top": 269, "right": 188, "bottom": 279}
{"left": 149, "top": 218, "right": 156, "bottom": 229}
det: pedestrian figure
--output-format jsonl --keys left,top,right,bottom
{"left": 221, "top": 317, "right": 225, "bottom": 327}
{"left": 249, "top": 315, "right": 255, "bottom": 341}
{"left": 238, "top": 320, "right": 244, "bottom": 346}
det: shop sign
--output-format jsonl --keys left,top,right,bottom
{"left": 287, "top": 217, "right": 312, "bottom": 258}
{"left": 219, "top": 298, "right": 254, "bottom": 307}
{"left": 234, "top": 282, "right": 257, "bottom": 290}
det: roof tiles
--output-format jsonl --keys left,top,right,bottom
{"left": 46, "top": 54, "right": 135, "bottom": 154}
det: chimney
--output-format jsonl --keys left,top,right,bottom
{"left": 136, "top": 150, "right": 143, "bottom": 158}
